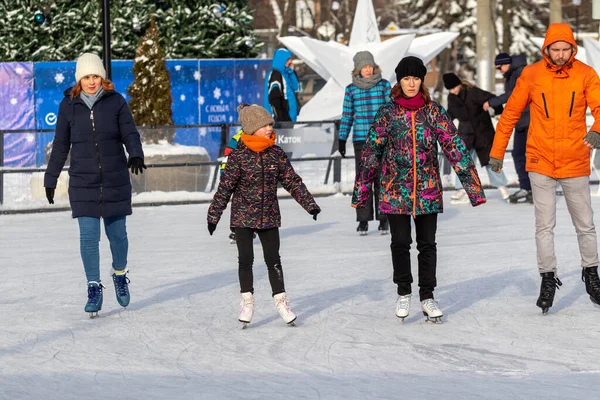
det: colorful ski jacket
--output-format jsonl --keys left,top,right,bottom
{"left": 208, "top": 136, "right": 320, "bottom": 229}
{"left": 352, "top": 101, "right": 486, "bottom": 216}
{"left": 339, "top": 79, "right": 391, "bottom": 142}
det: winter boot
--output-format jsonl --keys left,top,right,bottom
{"left": 378, "top": 220, "right": 389, "bottom": 235}
{"left": 421, "top": 298, "right": 443, "bottom": 323}
{"left": 85, "top": 281, "right": 105, "bottom": 318}
{"left": 536, "top": 272, "right": 562, "bottom": 314}
{"left": 395, "top": 294, "right": 412, "bottom": 320}
{"left": 112, "top": 269, "right": 130, "bottom": 308}
{"left": 582, "top": 266, "right": 600, "bottom": 305}
{"left": 509, "top": 189, "right": 533, "bottom": 204}
{"left": 273, "top": 292, "right": 297, "bottom": 325}
{"left": 239, "top": 292, "right": 254, "bottom": 326}
{"left": 357, "top": 221, "right": 368, "bottom": 236}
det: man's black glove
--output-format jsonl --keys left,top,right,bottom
{"left": 45, "top": 187, "right": 55, "bottom": 205}
{"left": 127, "top": 157, "right": 147, "bottom": 175}
{"left": 338, "top": 140, "right": 346, "bottom": 158}
{"left": 309, "top": 209, "right": 320, "bottom": 221}
{"left": 208, "top": 223, "right": 217, "bottom": 235}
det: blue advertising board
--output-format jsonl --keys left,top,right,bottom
{"left": 1, "top": 58, "right": 272, "bottom": 166}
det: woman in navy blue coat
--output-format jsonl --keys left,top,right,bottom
{"left": 44, "top": 53, "right": 145, "bottom": 317}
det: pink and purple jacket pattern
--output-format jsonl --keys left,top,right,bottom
{"left": 352, "top": 101, "right": 486, "bottom": 216}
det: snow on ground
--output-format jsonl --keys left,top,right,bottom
{"left": 1, "top": 191, "right": 600, "bottom": 399}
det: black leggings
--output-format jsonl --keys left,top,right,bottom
{"left": 235, "top": 227, "right": 285, "bottom": 296}
{"left": 387, "top": 213, "right": 438, "bottom": 301}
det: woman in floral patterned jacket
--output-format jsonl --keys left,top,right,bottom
{"left": 207, "top": 104, "right": 321, "bottom": 328}
{"left": 352, "top": 56, "right": 486, "bottom": 323}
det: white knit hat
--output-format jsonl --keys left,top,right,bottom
{"left": 75, "top": 53, "right": 106, "bottom": 82}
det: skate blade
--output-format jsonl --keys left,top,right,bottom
{"left": 380, "top": 230, "right": 389, "bottom": 235}
{"left": 424, "top": 316, "right": 443, "bottom": 324}
{"left": 88, "top": 311, "right": 99, "bottom": 319}
{"left": 541, "top": 307, "right": 549, "bottom": 315}
{"left": 241, "top": 322, "right": 249, "bottom": 329}
{"left": 396, "top": 316, "right": 408, "bottom": 322}
{"left": 358, "top": 232, "right": 368, "bottom": 236}
{"left": 230, "top": 240, "right": 236, "bottom": 244}
{"left": 286, "top": 317, "right": 298, "bottom": 327}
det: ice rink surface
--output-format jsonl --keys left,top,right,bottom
{"left": 1, "top": 191, "right": 599, "bottom": 399}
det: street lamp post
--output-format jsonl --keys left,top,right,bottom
{"left": 101, "top": 0, "right": 112, "bottom": 80}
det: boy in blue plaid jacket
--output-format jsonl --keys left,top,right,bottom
{"left": 339, "top": 51, "right": 391, "bottom": 235}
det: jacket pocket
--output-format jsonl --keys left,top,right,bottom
{"left": 541, "top": 93, "right": 549, "bottom": 118}
{"left": 569, "top": 91, "right": 575, "bottom": 117}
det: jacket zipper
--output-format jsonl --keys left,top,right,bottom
{"left": 260, "top": 152, "right": 264, "bottom": 227}
{"left": 90, "top": 109, "right": 104, "bottom": 216}
{"left": 569, "top": 91, "right": 575, "bottom": 117}
{"left": 411, "top": 112, "right": 417, "bottom": 217}
{"left": 541, "top": 93, "right": 549, "bottom": 118}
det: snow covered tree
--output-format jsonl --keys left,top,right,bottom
{"left": 127, "top": 17, "right": 174, "bottom": 144}
{"left": 0, "top": 0, "right": 262, "bottom": 61}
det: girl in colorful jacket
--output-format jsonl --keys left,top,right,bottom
{"left": 352, "top": 56, "right": 486, "bottom": 323}
{"left": 207, "top": 104, "right": 321, "bottom": 327}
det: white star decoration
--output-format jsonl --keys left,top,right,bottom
{"left": 10, "top": 98, "right": 17, "bottom": 105}
{"left": 194, "top": 71, "right": 201, "bottom": 81}
{"left": 277, "top": 0, "right": 458, "bottom": 121}
{"left": 54, "top": 73, "right": 65, "bottom": 84}
{"left": 213, "top": 87, "right": 221, "bottom": 100}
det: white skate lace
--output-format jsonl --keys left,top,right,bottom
{"left": 422, "top": 299, "right": 439, "bottom": 312}
{"left": 276, "top": 298, "right": 291, "bottom": 312}
{"left": 397, "top": 296, "right": 411, "bottom": 310}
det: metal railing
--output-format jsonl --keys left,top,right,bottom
{"left": 0, "top": 121, "right": 344, "bottom": 206}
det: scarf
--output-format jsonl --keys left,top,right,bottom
{"left": 352, "top": 72, "right": 382, "bottom": 90}
{"left": 394, "top": 92, "right": 425, "bottom": 110}
{"left": 240, "top": 133, "right": 276, "bottom": 152}
{"left": 80, "top": 87, "right": 105, "bottom": 110}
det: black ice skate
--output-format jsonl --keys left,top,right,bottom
{"left": 582, "top": 266, "right": 600, "bottom": 306}
{"left": 509, "top": 189, "right": 533, "bottom": 204}
{"left": 536, "top": 272, "right": 562, "bottom": 314}
{"left": 378, "top": 220, "right": 389, "bottom": 235}
{"left": 357, "top": 221, "right": 368, "bottom": 236}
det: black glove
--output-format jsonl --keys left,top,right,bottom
{"left": 338, "top": 140, "right": 346, "bottom": 158}
{"left": 309, "top": 209, "right": 320, "bottom": 221}
{"left": 208, "top": 222, "right": 217, "bottom": 235}
{"left": 127, "top": 157, "right": 147, "bottom": 175}
{"left": 45, "top": 187, "right": 55, "bottom": 205}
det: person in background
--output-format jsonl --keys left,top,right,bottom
{"left": 339, "top": 50, "right": 391, "bottom": 235}
{"left": 208, "top": 104, "right": 321, "bottom": 327}
{"left": 44, "top": 53, "right": 146, "bottom": 318}
{"left": 352, "top": 56, "right": 486, "bottom": 323}
{"left": 264, "top": 48, "right": 299, "bottom": 123}
{"left": 484, "top": 52, "right": 532, "bottom": 204}
{"left": 490, "top": 23, "right": 600, "bottom": 314}
{"left": 443, "top": 72, "right": 510, "bottom": 204}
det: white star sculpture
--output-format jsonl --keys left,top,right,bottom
{"left": 278, "top": 0, "right": 459, "bottom": 122}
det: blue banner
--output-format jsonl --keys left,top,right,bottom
{"left": 1, "top": 58, "right": 272, "bottom": 166}
{"left": 0, "top": 62, "right": 36, "bottom": 166}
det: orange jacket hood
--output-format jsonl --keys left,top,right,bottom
{"left": 541, "top": 23, "right": 578, "bottom": 69}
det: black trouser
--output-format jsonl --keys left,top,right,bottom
{"left": 388, "top": 213, "right": 438, "bottom": 301}
{"left": 353, "top": 141, "right": 387, "bottom": 223}
{"left": 512, "top": 126, "right": 531, "bottom": 191}
{"left": 235, "top": 227, "right": 285, "bottom": 296}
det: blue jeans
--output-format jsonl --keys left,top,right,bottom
{"left": 455, "top": 149, "right": 508, "bottom": 189}
{"left": 78, "top": 216, "right": 128, "bottom": 283}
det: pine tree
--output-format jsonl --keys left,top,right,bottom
{"left": 0, "top": 0, "right": 262, "bottom": 61}
{"left": 127, "top": 17, "right": 174, "bottom": 144}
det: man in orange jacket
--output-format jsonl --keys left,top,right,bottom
{"left": 490, "top": 23, "right": 600, "bottom": 314}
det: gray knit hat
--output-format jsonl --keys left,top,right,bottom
{"left": 75, "top": 53, "right": 106, "bottom": 82}
{"left": 238, "top": 103, "right": 274, "bottom": 134}
{"left": 353, "top": 51, "right": 376, "bottom": 71}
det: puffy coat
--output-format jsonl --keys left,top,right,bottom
{"left": 44, "top": 88, "right": 144, "bottom": 218}
{"left": 447, "top": 85, "right": 499, "bottom": 166}
{"left": 352, "top": 101, "right": 486, "bottom": 216}
{"left": 491, "top": 23, "right": 600, "bottom": 178}
{"left": 264, "top": 49, "right": 299, "bottom": 122}
{"left": 487, "top": 54, "right": 530, "bottom": 130}
{"left": 207, "top": 138, "right": 320, "bottom": 229}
